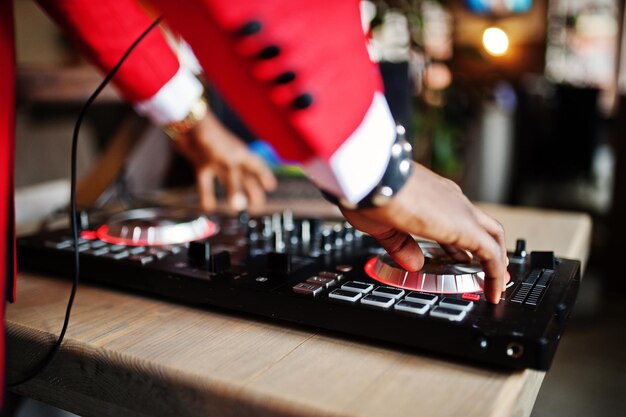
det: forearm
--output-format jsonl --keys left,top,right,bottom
{"left": 148, "top": 0, "right": 396, "bottom": 204}
{"left": 35, "top": 0, "right": 203, "bottom": 125}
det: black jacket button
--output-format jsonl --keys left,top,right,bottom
{"left": 237, "top": 20, "right": 262, "bottom": 36}
{"left": 257, "top": 45, "right": 281, "bottom": 59}
{"left": 293, "top": 93, "right": 314, "bottom": 110}
{"left": 273, "top": 71, "right": 296, "bottom": 85}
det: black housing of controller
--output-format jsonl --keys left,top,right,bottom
{"left": 17, "top": 213, "right": 580, "bottom": 370}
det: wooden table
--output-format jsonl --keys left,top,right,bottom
{"left": 7, "top": 202, "right": 592, "bottom": 417}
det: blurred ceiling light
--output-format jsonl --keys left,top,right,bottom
{"left": 482, "top": 27, "right": 509, "bottom": 57}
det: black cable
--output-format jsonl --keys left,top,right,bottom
{"left": 9, "top": 16, "right": 163, "bottom": 387}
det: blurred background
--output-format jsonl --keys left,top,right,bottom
{"left": 11, "top": 1, "right": 626, "bottom": 416}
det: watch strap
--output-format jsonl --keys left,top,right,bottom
{"left": 162, "top": 95, "right": 208, "bottom": 140}
{"left": 321, "top": 125, "right": 413, "bottom": 210}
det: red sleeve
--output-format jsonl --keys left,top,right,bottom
{"left": 147, "top": 0, "right": 383, "bottom": 163}
{"left": 35, "top": 0, "right": 180, "bottom": 103}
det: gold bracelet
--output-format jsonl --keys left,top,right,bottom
{"left": 162, "top": 95, "right": 208, "bottom": 140}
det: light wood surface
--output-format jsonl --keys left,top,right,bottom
{"left": 7, "top": 203, "right": 592, "bottom": 417}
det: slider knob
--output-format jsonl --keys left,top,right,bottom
{"left": 247, "top": 220, "right": 259, "bottom": 241}
{"left": 332, "top": 224, "right": 344, "bottom": 248}
{"left": 514, "top": 239, "right": 527, "bottom": 258}
{"left": 321, "top": 229, "right": 333, "bottom": 252}
{"left": 73, "top": 210, "right": 90, "bottom": 231}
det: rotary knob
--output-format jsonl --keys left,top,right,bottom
{"left": 188, "top": 240, "right": 231, "bottom": 273}
{"left": 266, "top": 251, "right": 291, "bottom": 274}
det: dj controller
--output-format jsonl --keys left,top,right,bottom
{"left": 17, "top": 207, "right": 581, "bottom": 370}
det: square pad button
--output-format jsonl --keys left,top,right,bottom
{"left": 103, "top": 250, "right": 130, "bottom": 260}
{"left": 394, "top": 300, "right": 430, "bottom": 315}
{"left": 45, "top": 240, "right": 73, "bottom": 249}
{"left": 439, "top": 297, "right": 474, "bottom": 312}
{"left": 372, "top": 286, "right": 405, "bottom": 299}
{"left": 89, "top": 240, "right": 107, "bottom": 249}
{"left": 128, "top": 246, "right": 146, "bottom": 255}
{"left": 430, "top": 306, "right": 467, "bottom": 321}
{"left": 405, "top": 292, "right": 438, "bottom": 305}
{"left": 128, "top": 255, "right": 154, "bottom": 265}
{"left": 293, "top": 283, "right": 324, "bottom": 296}
{"left": 329, "top": 289, "right": 362, "bottom": 302}
{"left": 61, "top": 244, "right": 90, "bottom": 252}
{"left": 306, "top": 276, "right": 337, "bottom": 288}
{"left": 84, "top": 247, "right": 110, "bottom": 257}
{"left": 361, "top": 294, "right": 395, "bottom": 309}
{"left": 341, "top": 281, "right": 373, "bottom": 294}
{"left": 319, "top": 271, "right": 344, "bottom": 281}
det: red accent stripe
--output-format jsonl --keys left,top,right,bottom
{"left": 80, "top": 230, "right": 98, "bottom": 241}
{"left": 462, "top": 293, "right": 481, "bottom": 302}
{"left": 0, "top": 0, "right": 16, "bottom": 406}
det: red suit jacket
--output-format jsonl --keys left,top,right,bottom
{"left": 1, "top": 0, "right": 395, "bottom": 405}
{"left": 0, "top": 0, "right": 196, "bottom": 405}
{"left": 149, "top": 0, "right": 396, "bottom": 202}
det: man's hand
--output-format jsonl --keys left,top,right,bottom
{"left": 173, "top": 111, "right": 277, "bottom": 212}
{"left": 340, "top": 162, "right": 508, "bottom": 304}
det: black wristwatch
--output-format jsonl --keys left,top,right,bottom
{"left": 321, "top": 125, "right": 413, "bottom": 210}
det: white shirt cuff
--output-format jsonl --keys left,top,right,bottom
{"left": 303, "top": 92, "right": 397, "bottom": 204}
{"left": 134, "top": 66, "right": 204, "bottom": 126}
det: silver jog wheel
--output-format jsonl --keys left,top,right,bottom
{"left": 364, "top": 242, "right": 510, "bottom": 293}
{"left": 96, "top": 207, "right": 217, "bottom": 246}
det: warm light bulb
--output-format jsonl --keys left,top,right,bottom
{"left": 482, "top": 27, "right": 509, "bottom": 57}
